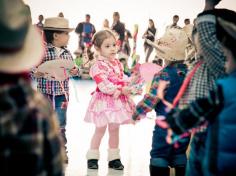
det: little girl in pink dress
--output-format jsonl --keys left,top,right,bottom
{"left": 84, "top": 29, "right": 136, "bottom": 170}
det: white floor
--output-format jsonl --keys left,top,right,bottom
{"left": 65, "top": 79, "right": 156, "bottom": 176}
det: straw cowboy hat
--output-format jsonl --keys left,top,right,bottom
{"left": 43, "top": 17, "right": 74, "bottom": 32}
{"left": 147, "top": 28, "right": 189, "bottom": 61}
{"left": 0, "top": 0, "right": 44, "bottom": 73}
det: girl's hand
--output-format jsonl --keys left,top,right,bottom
{"left": 113, "top": 89, "right": 121, "bottom": 99}
{"left": 121, "top": 86, "right": 131, "bottom": 95}
{"left": 130, "top": 73, "right": 140, "bottom": 84}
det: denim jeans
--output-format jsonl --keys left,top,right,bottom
{"left": 45, "top": 94, "right": 67, "bottom": 145}
{"left": 186, "top": 133, "right": 206, "bottom": 176}
{"left": 150, "top": 125, "right": 190, "bottom": 168}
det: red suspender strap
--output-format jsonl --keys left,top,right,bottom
{"left": 172, "top": 61, "right": 203, "bottom": 107}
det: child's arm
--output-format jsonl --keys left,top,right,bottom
{"left": 90, "top": 61, "right": 126, "bottom": 95}
{"left": 166, "top": 84, "right": 224, "bottom": 134}
{"left": 132, "top": 72, "right": 164, "bottom": 121}
{"left": 196, "top": 3, "right": 225, "bottom": 78}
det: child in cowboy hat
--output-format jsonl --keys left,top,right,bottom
{"left": 132, "top": 32, "right": 189, "bottom": 175}
{"left": 163, "top": 5, "right": 236, "bottom": 176}
{"left": 0, "top": 0, "right": 64, "bottom": 175}
{"left": 33, "top": 16, "right": 79, "bottom": 163}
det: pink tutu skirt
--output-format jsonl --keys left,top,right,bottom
{"left": 84, "top": 92, "right": 135, "bottom": 127}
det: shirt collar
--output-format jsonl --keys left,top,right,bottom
{"left": 47, "top": 43, "right": 68, "bottom": 54}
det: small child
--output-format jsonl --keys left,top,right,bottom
{"left": 84, "top": 29, "right": 135, "bottom": 170}
{"left": 33, "top": 17, "right": 79, "bottom": 163}
{"left": 165, "top": 11, "right": 236, "bottom": 176}
{"left": 132, "top": 57, "right": 189, "bottom": 176}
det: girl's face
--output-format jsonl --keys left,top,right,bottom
{"left": 99, "top": 36, "right": 117, "bottom": 59}
{"left": 103, "top": 20, "right": 109, "bottom": 28}
{"left": 223, "top": 45, "right": 236, "bottom": 74}
{"left": 53, "top": 31, "right": 70, "bottom": 47}
{"left": 113, "top": 15, "right": 119, "bottom": 22}
{"left": 149, "top": 20, "right": 154, "bottom": 28}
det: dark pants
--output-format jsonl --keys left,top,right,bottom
{"left": 144, "top": 44, "right": 154, "bottom": 62}
{"left": 150, "top": 125, "right": 190, "bottom": 168}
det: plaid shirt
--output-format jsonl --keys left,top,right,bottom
{"left": 166, "top": 84, "right": 223, "bottom": 134}
{"left": 179, "top": 14, "right": 225, "bottom": 108}
{"left": 132, "top": 63, "right": 187, "bottom": 120}
{"left": 0, "top": 77, "right": 64, "bottom": 176}
{"left": 36, "top": 43, "right": 73, "bottom": 95}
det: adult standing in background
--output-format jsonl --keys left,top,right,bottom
{"left": 142, "top": 19, "right": 157, "bottom": 62}
{"left": 58, "top": 12, "right": 64, "bottom": 18}
{"left": 121, "top": 23, "right": 132, "bottom": 56}
{"left": 75, "top": 14, "right": 96, "bottom": 51}
{"left": 103, "top": 19, "right": 110, "bottom": 29}
{"left": 182, "top": 18, "right": 194, "bottom": 36}
{"left": 166, "top": 15, "right": 182, "bottom": 31}
{"left": 184, "top": 18, "right": 190, "bottom": 25}
{"left": 36, "top": 14, "right": 44, "bottom": 30}
{"left": 111, "top": 12, "right": 125, "bottom": 52}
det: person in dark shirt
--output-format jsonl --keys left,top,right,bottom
{"left": 142, "top": 19, "right": 157, "bottom": 62}
{"left": 111, "top": 12, "right": 125, "bottom": 52}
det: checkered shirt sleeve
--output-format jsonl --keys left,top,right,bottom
{"left": 132, "top": 69, "right": 170, "bottom": 120}
{"left": 179, "top": 14, "right": 225, "bottom": 108}
{"left": 167, "top": 84, "right": 224, "bottom": 134}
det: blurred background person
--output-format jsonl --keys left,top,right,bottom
{"left": 142, "top": 19, "right": 157, "bottom": 62}
{"left": 0, "top": 0, "right": 65, "bottom": 175}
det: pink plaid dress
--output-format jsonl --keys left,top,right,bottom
{"left": 84, "top": 57, "right": 135, "bottom": 127}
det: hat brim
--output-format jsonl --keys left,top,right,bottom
{"left": 145, "top": 39, "right": 166, "bottom": 54}
{"left": 0, "top": 25, "right": 44, "bottom": 73}
{"left": 43, "top": 27, "right": 74, "bottom": 32}
{"left": 146, "top": 39, "right": 186, "bottom": 61}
